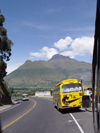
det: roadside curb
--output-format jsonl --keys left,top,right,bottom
{"left": 0, "top": 105, "right": 12, "bottom": 111}
{"left": 81, "top": 107, "right": 92, "bottom": 112}
{"left": 85, "top": 108, "right": 92, "bottom": 112}
{"left": 0, "top": 100, "right": 21, "bottom": 112}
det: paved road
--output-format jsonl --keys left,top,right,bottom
{"left": 0, "top": 97, "right": 94, "bottom": 133}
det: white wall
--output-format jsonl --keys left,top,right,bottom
{"left": 35, "top": 91, "right": 51, "bottom": 96}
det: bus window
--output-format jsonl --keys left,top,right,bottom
{"left": 62, "top": 83, "right": 82, "bottom": 93}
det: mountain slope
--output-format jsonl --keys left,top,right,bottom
{"left": 5, "top": 54, "right": 92, "bottom": 87}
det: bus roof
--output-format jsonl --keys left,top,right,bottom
{"left": 54, "top": 79, "right": 79, "bottom": 88}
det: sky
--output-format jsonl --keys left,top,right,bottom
{"left": 1, "top": 0, "right": 97, "bottom": 74}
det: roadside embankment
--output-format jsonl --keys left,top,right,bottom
{"left": 0, "top": 99, "right": 21, "bottom": 112}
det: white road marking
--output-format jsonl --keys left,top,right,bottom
{"left": 67, "top": 119, "right": 81, "bottom": 123}
{"left": 70, "top": 113, "right": 84, "bottom": 133}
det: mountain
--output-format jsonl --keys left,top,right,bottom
{"left": 5, "top": 54, "right": 92, "bottom": 88}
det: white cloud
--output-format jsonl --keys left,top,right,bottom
{"left": 53, "top": 36, "right": 73, "bottom": 51}
{"left": 23, "top": 21, "right": 53, "bottom": 30}
{"left": 30, "top": 46, "right": 58, "bottom": 59}
{"left": 61, "top": 51, "right": 74, "bottom": 57}
{"left": 29, "top": 36, "right": 94, "bottom": 61}
{"left": 30, "top": 52, "right": 45, "bottom": 58}
{"left": 61, "top": 36, "right": 94, "bottom": 58}
{"left": 71, "top": 36, "right": 94, "bottom": 54}
{"left": 62, "top": 26, "right": 94, "bottom": 32}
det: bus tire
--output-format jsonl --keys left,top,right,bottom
{"left": 75, "top": 107, "right": 80, "bottom": 111}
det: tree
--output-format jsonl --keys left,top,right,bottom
{"left": 0, "top": 9, "right": 13, "bottom": 78}
{"left": 0, "top": 10, "right": 13, "bottom": 105}
{"left": 9, "top": 87, "right": 14, "bottom": 95}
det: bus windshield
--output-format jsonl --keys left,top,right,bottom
{"left": 62, "top": 83, "right": 82, "bottom": 93}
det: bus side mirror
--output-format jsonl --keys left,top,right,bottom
{"left": 82, "top": 95, "right": 91, "bottom": 108}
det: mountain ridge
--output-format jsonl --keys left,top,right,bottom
{"left": 48, "top": 54, "right": 70, "bottom": 61}
{"left": 5, "top": 54, "right": 92, "bottom": 88}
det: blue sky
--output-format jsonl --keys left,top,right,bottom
{"left": 1, "top": 0, "right": 97, "bottom": 74}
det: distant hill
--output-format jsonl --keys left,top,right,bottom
{"left": 5, "top": 54, "right": 92, "bottom": 88}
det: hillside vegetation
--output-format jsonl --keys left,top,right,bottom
{"left": 5, "top": 54, "right": 92, "bottom": 88}
{"left": 0, "top": 79, "right": 12, "bottom": 105}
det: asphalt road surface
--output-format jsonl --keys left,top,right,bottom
{"left": 0, "top": 97, "right": 94, "bottom": 133}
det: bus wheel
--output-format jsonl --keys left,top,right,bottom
{"left": 75, "top": 107, "right": 80, "bottom": 111}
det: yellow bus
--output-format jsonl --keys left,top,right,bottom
{"left": 53, "top": 79, "right": 85, "bottom": 110}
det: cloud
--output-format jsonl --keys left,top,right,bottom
{"left": 23, "top": 21, "right": 53, "bottom": 30}
{"left": 61, "top": 51, "right": 74, "bottom": 58}
{"left": 61, "top": 26, "right": 94, "bottom": 32}
{"left": 30, "top": 47, "right": 58, "bottom": 59}
{"left": 71, "top": 36, "right": 94, "bottom": 55}
{"left": 29, "top": 36, "right": 94, "bottom": 60}
{"left": 53, "top": 36, "right": 73, "bottom": 51}
{"left": 61, "top": 36, "right": 94, "bottom": 58}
